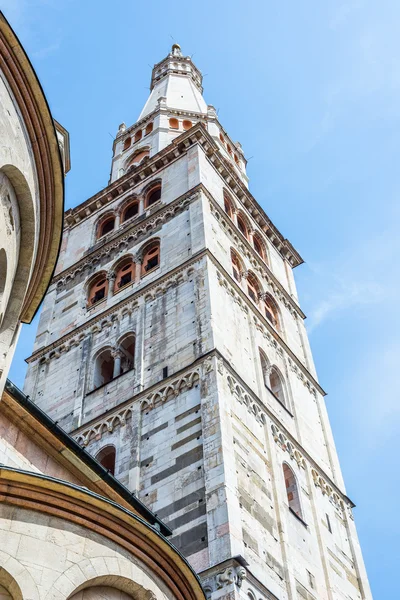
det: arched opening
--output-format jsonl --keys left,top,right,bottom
{"left": 268, "top": 367, "right": 286, "bottom": 406}
{"left": 264, "top": 295, "right": 279, "bottom": 329}
{"left": 145, "top": 122, "right": 153, "bottom": 136}
{"left": 134, "top": 130, "right": 142, "bottom": 143}
{"left": 119, "top": 333, "right": 135, "bottom": 373}
{"left": 128, "top": 149, "right": 149, "bottom": 170}
{"left": 142, "top": 241, "right": 160, "bottom": 275}
{"left": 115, "top": 259, "right": 135, "bottom": 291}
{"left": 246, "top": 273, "right": 260, "bottom": 303}
{"left": 231, "top": 249, "right": 242, "bottom": 282}
{"left": 283, "top": 463, "right": 303, "bottom": 519}
{"left": 253, "top": 233, "right": 265, "bottom": 259}
{"left": 227, "top": 144, "right": 232, "bottom": 155}
{"left": 122, "top": 201, "right": 139, "bottom": 222}
{"left": 123, "top": 137, "right": 131, "bottom": 151}
{"left": 96, "top": 446, "right": 116, "bottom": 475}
{"left": 237, "top": 214, "right": 249, "bottom": 239}
{"left": 93, "top": 349, "right": 114, "bottom": 388}
{"left": 183, "top": 120, "right": 192, "bottom": 130}
{"left": 88, "top": 275, "right": 108, "bottom": 306}
{"left": 234, "top": 154, "right": 239, "bottom": 164}
{"left": 219, "top": 132, "right": 225, "bottom": 144}
{"left": 145, "top": 185, "right": 161, "bottom": 208}
{"left": 224, "top": 193, "right": 234, "bottom": 218}
{"left": 169, "top": 118, "right": 179, "bottom": 129}
{"left": 98, "top": 217, "right": 115, "bottom": 238}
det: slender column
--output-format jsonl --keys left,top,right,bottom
{"left": 115, "top": 213, "right": 121, "bottom": 228}
{"left": 112, "top": 349, "right": 122, "bottom": 378}
{"left": 107, "top": 273, "right": 116, "bottom": 299}
{"left": 139, "top": 197, "right": 144, "bottom": 215}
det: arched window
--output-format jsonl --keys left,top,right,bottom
{"left": 96, "top": 445, "right": 116, "bottom": 475}
{"left": 122, "top": 200, "right": 139, "bottom": 222}
{"left": 224, "top": 194, "right": 234, "bottom": 218}
{"left": 247, "top": 273, "right": 260, "bottom": 303}
{"left": 183, "top": 120, "right": 192, "bottom": 130}
{"left": 128, "top": 149, "right": 149, "bottom": 170}
{"left": 88, "top": 275, "right": 108, "bottom": 306}
{"left": 119, "top": 333, "right": 135, "bottom": 373}
{"left": 145, "top": 122, "right": 153, "bottom": 136}
{"left": 169, "top": 118, "right": 179, "bottom": 129}
{"left": 145, "top": 185, "right": 161, "bottom": 208}
{"left": 93, "top": 348, "right": 114, "bottom": 389}
{"left": 115, "top": 259, "right": 135, "bottom": 291}
{"left": 227, "top": 144, "right": 232, "bottom": 155}
{"left": 98, "top": 216, "right": 115, "bottom": 238}
{"left": 231, "top": 250, "right": 242, "bottom": 282}
{"left": 253, "top": 233, "right": 265, "bottom": 260}
{"left": 264, "top": 295, "right": 279, "bottom": 329}
{"left": 134, "top": 130, "right": 142, "bottom": 143}
{"left": 237, "top": 214, "right": 249, "bottom": 239}
{"left": 142, "top": 241, "right": 160, "bottom": 275}
{"left": 268, "top": 367, "right": 286, "bottom": 405}
{"left": 234, "top": 154, "right": 239, "bottom": 164}
{"left": 123, "top": 137, "right": 131, "bottom": 151}
{"left": 219, "top": 132, "right": 225, "bottom": 144}
{"left": 283, "top": 463, "right": 303, "bottom": 519}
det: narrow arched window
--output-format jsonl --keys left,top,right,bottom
{"left": 98, "top": 216, "right": 115, "bottom": 238}
{"left": 283, "top": 463, "right": 303, "bottom": 519}
{"left": 96, "top": 445, "right": 116, "bottom": 475}
{"left": 123, "top": 137, "right": 131, "bottom": 151}
{"left": 142, "top": 242, "right": 160, "bottom": 275}
{"left": 115, "top": 259, "right": 135, "bottom": 291}
{"left": 119, "top": 333, "right": 135, "bottom": 373}
{"left": 231, "top": 250, "right": 242, "bottom": 282}
{"left": 269, "top": 367, "right": 286, "bottom": 405}
{"left": 122, "top": 201, "right": 139, "bottom": 222}
{"left": 183, "top": 120, "right": 192, "bottom": 130}
{"left": 88, "top": 276, "right": 108, "bottom": 306}
{"left": 146, "top": 186, "right": 161, "bottom": 208}
{"left": 219, "top": 132, "right": 225, "bottom": 144}
{"left": 224, "top": 194, "right": 234, "bottom": 218}
{"left": 145, "top": 122, "right": 153, "bottom": 136}
{"left": 237, "top": 214, "right": 248, "bottom": 239}
{"left": 227, "top": 144, "right": 232, "bottom": 155}
{"left": 247, "top": 273, "right": 260, "bottom": 303}
{"left": 169, "top": 118, "right": 179, "bottom": 129}
{"left": 134, "top": 130, "right": 142, "bottom": 143}
{"left": 93, "top": 349, "right": 114, "bottom": 389}
{"left": 264, "top": 296, "right": 279, "bottom": 329}
{"left": 253, "top": 234, "right": 265, "bottom": 259}
{"left": 234, "top": 154, "right": 239, "bottom": 164}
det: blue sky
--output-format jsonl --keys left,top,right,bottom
{"left": 3, "top": 1, "right": 399, "bottom": 597}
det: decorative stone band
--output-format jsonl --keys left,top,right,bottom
{"left": 54, "top": 185, "right": 201, "bottom": 288}
{"left": 76, "top": 368, "right": 200, "bottom": 447}
{"left": 72, "top": 352, "right": 353, "bottom": 518}
{"left": 0, "top": 466, "right": 206, "bottom": 600}
{"left": 26, "top": 253, "right": 206, "bottom": 365}
{"left": 208, "top": 194, "right": 305, "bottom": 319}
{"left": 63, "top": 122, "right": 302, "bottom": 266}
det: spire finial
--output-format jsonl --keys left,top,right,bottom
{"left": 171, "top": 43, "right": 182, "bottom": 57}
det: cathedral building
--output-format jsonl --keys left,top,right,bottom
{"left": 23, "top": 43, "right": 372, "bottom": 600}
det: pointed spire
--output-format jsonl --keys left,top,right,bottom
{"left": 138, "top": 45, "right": 207, "bottom": 120}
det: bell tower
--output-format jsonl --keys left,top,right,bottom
{"left": 24, "top": 45, "right": 372, "bottom": 600}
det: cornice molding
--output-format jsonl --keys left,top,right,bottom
{"left": 71, "top": 351, "right": 353, "bottom": 518}
{"left": 26, "top": 252, "right": 207, "bottom": 364}
{"left": 64, "top": 123, "right": 302, "bottom": 267}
